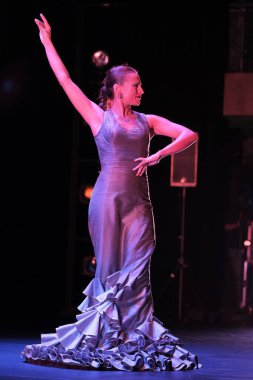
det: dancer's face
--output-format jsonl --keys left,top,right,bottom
{"left": 119, "top": 73, "right": 144, "bottom": 106}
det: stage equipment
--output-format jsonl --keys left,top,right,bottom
{"left": 226, "top": 4, "right": 253, "bottom": 73}
{"left": 170, "top": 140, "right": 198, "bottom": 320}
{"left": 240, "top": 221, "right": 253, "bottom": 313}
{"left": 223, "top": 4, "right": 253, "bottom": 128}
{"left": 170, "top": 141, "right": 198, "bottom": 187}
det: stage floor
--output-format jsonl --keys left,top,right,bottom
{"left": 1, "top": 323, "right": 253, "bottom": 380}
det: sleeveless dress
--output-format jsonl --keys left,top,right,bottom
{"left": 21, "top": 110, "right": 200, "bottom": 371}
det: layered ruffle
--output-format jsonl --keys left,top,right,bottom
{"left": 21, "top": 270, "right": 200, "bottom": 371}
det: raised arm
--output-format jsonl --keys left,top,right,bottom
{"left": 133, "top": 114, "right": 198, "bottom": 176}
{"left": 34, "top": 13, "right": 104, "bottom": 136}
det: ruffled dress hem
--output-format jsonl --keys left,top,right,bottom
{"left": 21, "top": 271, "right": 201, "bottom": 372}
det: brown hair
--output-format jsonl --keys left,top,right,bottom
{"left": 98, "top": 64, "right": 138, "bottom": 110}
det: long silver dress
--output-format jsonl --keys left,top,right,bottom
{"left": 21, "top": 110, "right": 200, "bottom": 371}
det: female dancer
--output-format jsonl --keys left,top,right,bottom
{"left": 22, "top": 13, "right": 200, "bottom": 371}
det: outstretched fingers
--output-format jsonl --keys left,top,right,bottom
{"left": 40, "top": 13, "right": 50, "bottom": 28}
{"left": 133, "top": 157, "right": 147, "bottom": 176}
{"left": 34, "top": 13, "right": 50, "bottom": 31}
{"left": 34, "top": 18, "right": 43, "bottom": 27}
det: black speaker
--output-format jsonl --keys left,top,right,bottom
{"left": 223, "top": 73, "right": 253, "bottom": 117}
{"left": 170, "top": 141, "right": 198, "bottom": 187}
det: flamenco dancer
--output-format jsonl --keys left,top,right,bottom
{"left": 22, "top": 13, "right": 200, "bottom": 371}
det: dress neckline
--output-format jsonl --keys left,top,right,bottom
{"left": 109, "top": 109, "right": 137, "bottom": 132}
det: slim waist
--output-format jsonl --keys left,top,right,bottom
{"left": 100, "top": 160, "right": 137, "bottom": 170}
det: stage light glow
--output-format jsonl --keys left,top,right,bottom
{"left": 83, "top": 256, "right": 96, "bottom": 276}
{"left": 180, "top": 177, "right": 187, "bottom": 184}
{"left": 79, "top": 184, "right": 94, "bottom": 204}
{"left": 244, "top": 239, "right": 251, "bottom": 247}
{"left": 83, "top": 185, "right": 93, "bottom": 199}
{"left": 92, "top": 50, "right": 109, "bottom": 67}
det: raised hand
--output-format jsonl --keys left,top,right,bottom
{"left": 34, "top": 13, "right": 52, "bottom": 46}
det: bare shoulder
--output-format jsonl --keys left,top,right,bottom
{"left": 145, "top": 114, "right": 171, "bottom": 130}
{"left": 145, "top": 114, "right": 158, "bottom": 128}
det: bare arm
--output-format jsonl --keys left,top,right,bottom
{"left": 34, "top": 13, "right": 104, "bottom": 136}
{"left": 148, "top": 114, "right": 198, "bottom": 157}
{"left": 133, "top": 114, "right": 198, "bottom": 176}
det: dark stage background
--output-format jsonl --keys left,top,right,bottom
{"left": 1, "top": 1, "right": 253, "bottom": 332}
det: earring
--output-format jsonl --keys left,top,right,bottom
{"left": 118, "top": 93, "right": 123, "bottom": 99}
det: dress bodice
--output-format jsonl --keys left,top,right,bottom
{"left": 94, "top": 110, "right": 151, "bottom": 169}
